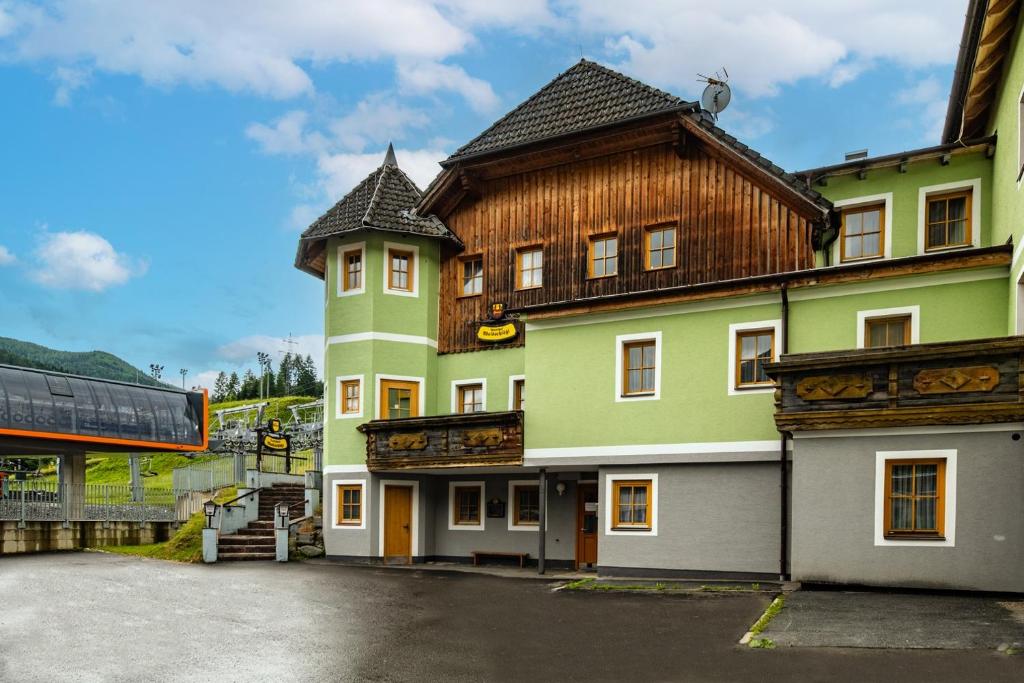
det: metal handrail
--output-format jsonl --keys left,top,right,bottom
{"left": 218, "top": 487, "right": 263, "bottom": 508}
{"left": 287, "top": 514, "right": 312, "bottom": 528}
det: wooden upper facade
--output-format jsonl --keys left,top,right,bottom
{"left": 431, "top": 115, "right": 829, "bottom": 353}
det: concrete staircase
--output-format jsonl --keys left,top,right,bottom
{"left": 217, "top": 483, "right": 304, "bottom": 561}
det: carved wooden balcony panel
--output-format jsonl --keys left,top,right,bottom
{"left": 357, "top": 411, "right": 524, "bottom": 471}
{"left": 766, "top": 337, "right": 1024, "bottom": 431}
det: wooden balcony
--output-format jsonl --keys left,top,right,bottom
{"left": 357, "top": 411, "right": 524, "bottom": 471}
{"left": 766, "top": 337, "right": 1024, "bottom": 432}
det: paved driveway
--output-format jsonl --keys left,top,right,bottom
{"left": 0, "top": 553, "right": 1021, "bottom": 682}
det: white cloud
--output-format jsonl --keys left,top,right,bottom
{"left": 0, "top": 245, "right": 15, "bottom": 265}
{"left": 246, "top": 110, "right": 328, "bottom": 156}
{"left": 30, "top": 230, "right": 146, "bottom": 292}
{"left": 329, "top": 94, "right": 431, "bottom": 151}
{"left": 437, "top": 0, "right": 556, "bottom": 30}
{"left": 569, "top": 1, "right": 963, "bottom": 99}
{"left": 397, "top": 61, "right": 499, "bottom": 114}
{"left": 317, "top": 146, "right": 445, "bottom": 198}
{"left": 4, "top": 0, "right": 472, "bottom": 99}
{"left": 50, "top": 65, "right": 90, "bottom": 106}
{"left": 896, "top": 76, "right": 948, "bottom": 143}
{"left": 191, "top": 370, "right": 221, "bottom": 391}
{"left": 0, "top": 5, "right": 17, "bottom": 38}
{"left": 217, "top": 334, "right": 324, "bottom": 375}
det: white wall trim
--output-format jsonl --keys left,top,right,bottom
{"left": 336, "top": 241, "right": 366, "bottom": 297}
{"left": 382, "top": 240, "right": 420, "bottom": 298}
{"left": 378, "top": 479, "right": 420, "bottom": 557}
{"left": 856, "top": 305, "right": 920, "bottom": 349}
{"left": 727, "top": 319, "right": 782, "bottom": 396}
{"left": 525, "top": 294, "right": 779, "bottom": 331}
{"left": 916, "top": 178, "right": 982, "bottom": 254}
{"left": 831, "top": 193, "right": 893, "bottom": 264}
{"left": 788, "top": 267, "right": 1006, "bottom": 302}
{"left": 330, "top": 479, "right": 367, "bottom": 530}
{"left": 450, "top": 378, "right": 487, "bottom": 414}
{"left": 326, "top": 332, "right": 438, "bottom": 348}
{"left": 604, "top": 472, "right": 659, "bottom": 537}
{"left": 508, "top": 375, "right": 526, "bottom": 411}
{"left": 526, "top": 439, "right": 786, "bottom": 459}
{"left": 874, "top": 450, "right": 957, "bottom": 548}
{"left": 1017, "top": 79, "right": 1024, "bottom": 191}
{"left": 323, "top": 464, "right": 369, "bottom": 474}
{"left": 334, "top": 374, "right": 364, "bottom": 419}
{"left": 507, "top": 479, "right": 543, "bottom": 531}
{"left": 448, "top": 480, "right": 486, "bottom": 531}
{"left": 374, "top": 374, "right": 426, "bottom": 420}
{"left": 614, "top": 331, "right": 662, "bottom": 402}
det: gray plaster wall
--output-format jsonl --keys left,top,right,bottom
{"left": 791, "top": 430, "right": 1024, "bottom": 592}
{"left": 598, "top": 463, "right": 781, "bottom": 575}
{"left": 425, "top": 474, "right": 577, "bottom": 562}
{"left": 322, "top": 471, "right": 373, "bottom": 558}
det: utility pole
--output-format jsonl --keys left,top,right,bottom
{"left": 179, "top": 368, "right": 188, "bottom": 389}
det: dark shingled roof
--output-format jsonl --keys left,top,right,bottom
{"left": 298, "top": 149, "right": 459, "bottom": 245}
{"left": 446, "top": 59, "right": 688, "bottom": 162}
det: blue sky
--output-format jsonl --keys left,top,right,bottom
{"left": 0, "top": 1, "right": 969, "bottom": 388}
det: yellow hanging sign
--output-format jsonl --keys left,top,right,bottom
{"left": 263, "top": 434, "right": 289, "bottom": 451}
{"left": 477, "top": 323, "right": 517, "bottom": 342}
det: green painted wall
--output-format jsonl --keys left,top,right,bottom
{"left": 815, "top": 151, "right": 992, "bottom": 266}
{"left": 435, "top": 347, "right": 524, "bottom": 413}
{"left": 983, "top": 11, "right": 1024, "bottom": 333}
{"left": 524, "top": 272, "right": 1008, "bottom": 450}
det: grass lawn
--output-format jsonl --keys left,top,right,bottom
{"left": 98, "top": 486, "right": 238, "bottom": 563}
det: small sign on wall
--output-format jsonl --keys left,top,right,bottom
{"left": 487, "top": 498, "right": 506, "bottom": 518}
{"left": 584, "top": 502, "right": 598, "bottom": 512}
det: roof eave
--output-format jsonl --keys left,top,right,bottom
{"left": 797, "top": 135, "right": 997, "bottom": 179}
{"left": 943, "top": 0, "right": 990, "bottom": 144}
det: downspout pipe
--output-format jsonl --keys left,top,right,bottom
{"left": 779, "top": 285, "right": 790, "bottom": 582}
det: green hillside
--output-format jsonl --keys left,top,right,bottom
{"left": 0, "top": 336, "right": 164, "bottom": 386}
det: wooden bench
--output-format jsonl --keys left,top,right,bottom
{"left": 471, "top": 551, "right": 529, "bottom": 568}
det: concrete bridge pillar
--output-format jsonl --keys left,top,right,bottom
{"left": 58, "top": 450, "right": 87, "bottom": 520}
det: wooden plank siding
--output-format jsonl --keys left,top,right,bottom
{"left": 438, "top": 140, "right": 816, "bottom": 353}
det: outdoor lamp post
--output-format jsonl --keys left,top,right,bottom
{"left": 276, "top": 501, "right": 290, "bottom": 526}
{"left": 204, "top": 501, "right": 217, "bottom": 528}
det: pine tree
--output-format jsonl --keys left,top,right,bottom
{"left": 276, "top": 353, "right": 293, "bottom": 396}
{"left": 294, "top": 354, "right": 319, "bottom": 397}
{"left": 226, "top": 371, "right": 241, "bottom": 401}
{"left": 239, "top": 369, "right": 258, "bottom": 400}
{"left": 212, "top": 371, "right": 228, "bottom": 403}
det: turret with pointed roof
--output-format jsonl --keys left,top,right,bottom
{"left": 294, "top": 145, "right": 460, "bottom": 278}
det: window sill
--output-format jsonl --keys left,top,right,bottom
{"left": 884, "top": 533, "right": 945, "bottom": 541}
{"left": 643, "top": 265, "right": 676, "bottom": 272}
{"left": 515, "top": 285, "right": 543, "bottom": 291}
{"left": 734, "top": 383, "right": 774, "bottom": 391}
{"left": 610, "top": 526, "right": 652, "bottom": 532}
{"left": 587, "top": 274, "right": 618, "bottom": 280}
{"left": 839, "top": 254, "right": 885, "bottom": 264}
{"left": 620, "top": 392, "right": 655, "bottom": 398}
{"left": 923, "top": 244, "right": 972, "bottom": 254}
{"left": 457, "top": 292, "right": 483, "bottom": 299}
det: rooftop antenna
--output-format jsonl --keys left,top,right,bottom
{"left": 697, "top": 68, "right": 731, "bottom": 121}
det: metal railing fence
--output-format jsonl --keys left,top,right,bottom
{"left": 0, "top": 482, "right": 201, "bottom": 524}
{"left": 172, "top": 454, "right": 245, "bottom": 492}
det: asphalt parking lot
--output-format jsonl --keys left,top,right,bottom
{"left": 0, "top": 553, "right": 1021, "bottom": 682}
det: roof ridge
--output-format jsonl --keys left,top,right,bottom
{"left": 302, "top": 166, "right": 382, "bottom": 238}
{"left": 576, "top": 59, "right": 683, "bottom": 107}
{"left": 361, "top": 163, "right": 392, "bottom": 227}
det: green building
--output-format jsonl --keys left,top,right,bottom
{"left": 296, "top": 0, "right": 1024, "bottom": 591}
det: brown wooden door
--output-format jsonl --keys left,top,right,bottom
{"left": 576, "top": 483, "right": 598, "bottom": 570}
{"left": 383, "top": 485, "right": 413, "bottom": 564}
{"left": 380, "top": 380, "right": 420, "bottom": 419}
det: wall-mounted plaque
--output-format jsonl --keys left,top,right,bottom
{"left": 796, "top": 374, "right": 873, "bottom": 401}
{"left": 913, "top": 366, "right": 1000, "bottom": 394}
{"left": 463, "top": 428, "right": 503, "bottom": 447}
{"left": 388, "top": 432, "right": 428, "bottom": 450}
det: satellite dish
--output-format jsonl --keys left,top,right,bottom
{"left": 698, "top": 68, "right": 731, "bottom": 120}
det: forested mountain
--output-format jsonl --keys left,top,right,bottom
{"left": 0, "top": 337, "right": 163, "bottom": 386}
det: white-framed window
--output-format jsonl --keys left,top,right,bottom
{"left": 448, "top": 481, "right": 486, "bottom": 531}
{"left": 450, "top": 378, "right": 487, "bottom": 414}
{"left": 337, "top": 241, "right": 366, "bottom": 297}
{"left": 604, "top": 473, "right": 658, "bottom": 536}
{"left": 614, "top": 332, "right": 662, "bottom": 402}
{"left": 383, "top": 241, "right": 420, "bottom": 297}
{"left": 874, "top": 450, "right": 956, "bottom": 547}
{"left": 508, "top": 374, "right": 526, "bottom": 411}
{"left": 507, "top": 479, "right": 542, "bottom": 531}
{"left": 335, "top": 374, "right": 364, "bottom": 419}
{"left": 727, "top": 319, "right": 782, "bottom": 396}
{"left": 331, "top": 479, "right": 367, "bottom": 530}
{"left": 916, "top": 179, "right": 981, "bottom": 253}
{"left": 856, "top": 306, "right": 920, "bottom": 349}
{"left": 831, "top": 194, "right": 892, "bottom": 264}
